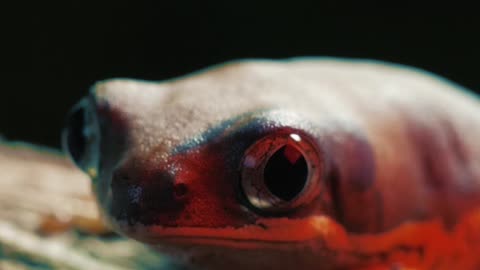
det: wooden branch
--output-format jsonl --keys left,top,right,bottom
{"left": 0, "top": 142, "right": 173, "bottom": 270}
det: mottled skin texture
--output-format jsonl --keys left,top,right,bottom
{"left": 68, "top": 58, "right": 480, "bottom": 270}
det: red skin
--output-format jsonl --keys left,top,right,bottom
{"left": 72, "top": 60, "right": 480, "bottom": 269}
{"left": 101, "top": 126, "right": 480, "bottom": 270}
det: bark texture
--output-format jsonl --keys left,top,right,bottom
{"left": 0, "top": 142, "right": 174, "bottom": 270}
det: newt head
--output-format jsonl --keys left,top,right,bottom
{"left": 62, "top": 59, "right": 480, "bottom": 270}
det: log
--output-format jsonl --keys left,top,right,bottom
{"left": 0, "top": 142, "right": 175, "bottom": 270}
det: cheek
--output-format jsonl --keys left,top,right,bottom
{"left": 106, "top": 144, "right": 256, "bottom": 230}
{"left": 171, "top": 146, "right": 254, "bottom": 227}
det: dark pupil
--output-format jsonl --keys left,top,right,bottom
{"left": 65, "top": 106, "right": 86, "bottom": 165}
{"left": 263, "top": 145, "right": 308, "bottom": 201}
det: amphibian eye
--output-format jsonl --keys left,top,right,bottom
{"left": 62, "top": 98, "right": 100, "bottom": 172}
{"left": 63, "top": 101, "right": 88, "bottom": 165}
{"left": 264, "top": 144, "right": 308, "bottom": 201}
{"left": 240, "top": 131, "right": 323, "bottom": 213}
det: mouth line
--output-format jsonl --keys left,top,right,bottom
{"left": 152, "top": 234, "right": 305, "bottom": 244}
{"left": 157, "top": 234, "right": 303, "bottom": 244}
{"left": 121, "top": 216, "right": 342, "bottom": 246}
{"left": 133, "top": 226, "right": 319, "bottom": 245}
{"left": 143, "top": 233, "right": 313, "bottom": 250}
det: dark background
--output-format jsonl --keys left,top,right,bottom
{"left": 3, "top": 2, "right": 479, "bottom": 148}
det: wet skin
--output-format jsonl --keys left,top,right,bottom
{"left": 64, "top": 58, "right": 480, "bottom": 270}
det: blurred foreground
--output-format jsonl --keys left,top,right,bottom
{"left": 0, "top": 142, "right": 173, "bottom": 270}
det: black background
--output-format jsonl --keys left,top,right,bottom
{"left": 3, "top": 2, "right": 479, "bottom": 148}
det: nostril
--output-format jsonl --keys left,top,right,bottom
{"left": 173, "top": 183, "right": 189, "bottom": 198}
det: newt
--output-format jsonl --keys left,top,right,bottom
{"left": 63, "top": 58, "right": 480, "bottom": 270}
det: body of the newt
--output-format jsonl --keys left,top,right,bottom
{"left": 64, "top": 58, "right": 480, "bottom": 270}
